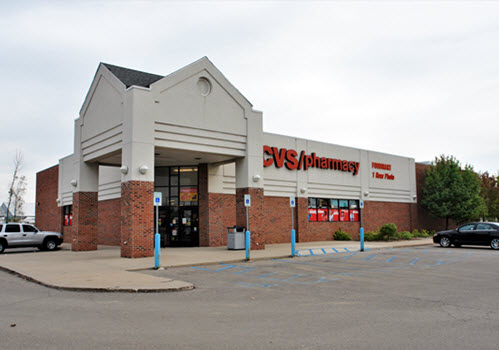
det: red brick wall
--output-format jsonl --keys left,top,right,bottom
{"left": 98, "top": 198, "right": 121, "bottom": 246}
{"left": 62, "top": 225, "right": 75, "bottom": 244}
{"left": 120, "top": 181, "right": 154, "bottom": 258}
{"left": 35, "top": 165, "right": 62, "bottom": 233}
{"left": 72, "top": 192, "right": 98, "bottom": 251}
{"left": 200, "top": 193, "right": 236, "bottom": 246}
{"left": 236, "top": 187, "right": 265, "bottom": 249}
{"left": 264, "top": 196, "right": 298, "bottom": 244}
{"left": 362, "top": 201, "right": 414, "bottom": 233}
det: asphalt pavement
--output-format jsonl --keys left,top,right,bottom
{"left": 1, "top": 244, "right": 498, "bottom": 350}
{"left": 0, "top": 238, "right": 433, "bottom": 292}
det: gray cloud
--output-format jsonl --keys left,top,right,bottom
{"left": 1, "top": 1, "right": 498, "bottom": 205}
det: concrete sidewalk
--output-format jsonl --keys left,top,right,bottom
{"left": 0, "top": 238, "right": 433, "bottom": 293}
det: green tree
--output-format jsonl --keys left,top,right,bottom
{"left": 479, "top": 172, "right": 499, "bottom": 221}
{"left": 421, "top": 155, "right": 485, "bottom": 229}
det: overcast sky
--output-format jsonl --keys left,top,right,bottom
{"left": 1, "top": 0, "right": 498, "bottom": 210}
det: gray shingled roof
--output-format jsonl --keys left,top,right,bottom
{"left": 102, "top": 63, "right": 164, "bottom": 88}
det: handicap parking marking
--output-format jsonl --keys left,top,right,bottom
{"left": 296, "top": 246, "right": 370, "bottom": 257}
{"left": 187, "top": 248, "right": 476, "bottom": 289}
{"left": 190, "top": 262, "right": 340, "bottom": 287}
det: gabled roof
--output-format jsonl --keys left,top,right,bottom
{"left": 102, "top": 63, "right": 164, "bottom": 88}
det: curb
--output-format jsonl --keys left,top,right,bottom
{"left": 0, "top": 266, "right": 194, "bottom": 293}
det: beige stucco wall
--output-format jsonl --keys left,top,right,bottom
{"left": 261, "top": 132, "right": 416, "bottom": 203}
{"left": 56, "top": 57, "right": 416, "bottom": 206}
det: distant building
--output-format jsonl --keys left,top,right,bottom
{"left": 0, "top": 203, "right": 13, "bottom": 222}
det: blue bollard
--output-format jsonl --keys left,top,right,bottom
{"left": 291, "top": 229, "right": 296, "bottom": 257}
{"left": 245, "top": 230, "right": 250, "bottom": 261}
{"left": 154, "top": 233, "right": 161, "bottom": 269}
{"left": 360, "top": 227, "right": 364, "bottom": 252}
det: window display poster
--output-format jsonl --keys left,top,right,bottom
{"left": 180, "top": 187, "right": 198, "bottom": 202}
{"left": 328, "top": 209, "right": 339, "bottom": 222}
{"left": 308, "top": 209, "right": 317, "bottom": 222}
{"left": 340, "top": 209, "right": 350, "bottom": 221}
{"left": 64, "top": 214, "right": 73, "bottom": 226}
{"left": 318, "top": 208, "right": 328, "bottom": 221}
{"left": 350, "top": 209, "right": 359, "bottom": 221}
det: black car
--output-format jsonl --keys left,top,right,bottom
{"left": 433, "top": 222, "right": 499, "bottom": 250}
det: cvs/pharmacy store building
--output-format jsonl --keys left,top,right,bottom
{"left": 36, "top": 58, "right": 434, "bottom": 258}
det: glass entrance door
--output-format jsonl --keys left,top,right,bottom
{"left": 155, "top": 166, "right": 199, "bottom": 247}
{"left": 157, "top": 206, "right": 199, "bottom": 247}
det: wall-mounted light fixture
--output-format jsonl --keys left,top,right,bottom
{"left": 120, "top": 165, "right": 128, "bottom": 175}
{"left": 139, "top": 165, "right": 149, "bottom": 174}
{"left": 300, "top": 187, "right": 307, "bottom": 194}
{"left": 253, "top": 174, "right": 261, "bottom": 182}
{"left": 56, "top": 198, "right": 60, "bottom": 204}
{"left": 413, "top": 195, "right": 417, "bottom": 200}
{"left": 364, "top": 191, "right": 369, "bottom": 196}
{"left": 70, "top": 179, "right": 77, "bottom": 187}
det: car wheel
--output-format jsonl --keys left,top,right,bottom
{"left": 43, "top": 239, "right": 57, "bottom": 251}
{"left": 439, "top": 236, "right": 451, "bottom": 248}
{"left": 491, "top": 238, "right": 499, "bottom": 250}
{"left": 0, "top": 240, "right": 5, "bottom": 253}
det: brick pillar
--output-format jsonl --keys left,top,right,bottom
{"left": 120, "top": 181, "right": 154, "bottom": 258}
{"left": 296, "top": 197, "right": 308, "bottom": 242}
{"left": 236, "top": 187, "right": 265, "bottom": 250}
{"left": 198, "top": 164, "right": 209, "bottom": 247}
{"left": 71, "top": 192, "right": 98, "bottom": 251}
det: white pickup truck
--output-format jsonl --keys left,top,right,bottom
{"left": 0, "top": 223, "right": 63, "bottom": 253}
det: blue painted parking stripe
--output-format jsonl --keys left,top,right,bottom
{"left": 332, "top": 248, "right": 339, "bottom": 253}
{"left": 403, "top": 249, "right": 409, "bottom": 252}
{"left": 282, "top": 274, "right": 305, "bottom": 281}
{"left": 321, "top": 248, "right": 327, "bottom": 254}
{"left": 343, "top": 253, "right": 357, "bottom": 259}
{"left": 190, "top": 265, "right": 237, "bottom": 272}
{"left": 309, "top": 249, "right": 315, "bottom": 256}
{"left": 386, "top": 256, "right": 396, "bottom": 263}
{"left": 445, "top": 251, "right": 450, "bottom": 255}
{"left": 427, "top": 259, "right": 458, "bottom": 267}
{"left": 257, "top": 272, "right": 277, "bottom": 278}
{"left": 236, "top": 282, "right": 277, "bottom": 288}
{"left": 409, "top": 258, "right": 419, "bottom": 265}
{"left": 364, "top": 254, "right": 377, "bottom": 261}
{"left": 344, "top": 248, "right": 350, "bottom": 252}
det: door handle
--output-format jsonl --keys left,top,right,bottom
{"left": 23, "top": 234, "right": 27, "bottom": 236}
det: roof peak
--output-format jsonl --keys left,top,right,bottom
{"left": 101, "top": 63, "right": 164, "bottom": 88}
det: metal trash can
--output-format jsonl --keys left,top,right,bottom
{"left": 227, "top": 226, "right": 246, "bottom": 250}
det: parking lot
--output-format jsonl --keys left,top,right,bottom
{"left": 2, "top": 245, "right": 499, "bottom": 350}
{"left": 146, "top": 245, "right": 495, "bottom": 291}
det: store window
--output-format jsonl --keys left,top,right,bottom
{"left": 308, "top": 198, "right": 360, "bottom": 222}
{"left": 154, "top": 166, "right": 198, "bottom": 207}
{"left": 63, "top": 205, "right": 72, "bottom": 226}
{"left": 308, "top": 198, "right": 317, "bottom": 222}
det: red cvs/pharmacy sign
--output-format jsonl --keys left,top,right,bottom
{"left": 263, "top": 146, "right": 360, "bottom": 176}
